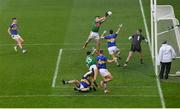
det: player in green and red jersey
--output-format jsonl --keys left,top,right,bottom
{"left": 83, "top": 12, "right": 112, "bottom": 51}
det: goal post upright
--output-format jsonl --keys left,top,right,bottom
{"left": 150, "top": 0, "right": 155, "bottom": 65}
{"left": 154, "top": 0, "right": 159, "bottom": 76}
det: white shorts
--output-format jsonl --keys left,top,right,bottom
{"left": 11, "top": 34, "right": 21, "bottom": 40}
{"left": 89, "top": 64, "right": 98, "bottom": 71}
{"left": 108, "top": 46, "right": 119, "bottom": 55}
{"left": 99, "top": 69, "right": 111, "bottom": 77}
{"left": 88, "top": 31, "right": 100, "bottom": 40}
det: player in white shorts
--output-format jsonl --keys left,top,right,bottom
{"left": 83, "top": 11, "right": 112, "bottom": 51}
{"left": 84, "top": 49, "right": 98, "bottom": 87}
{"left": 96, "top": 50, "right": 114, "bottom": 93}
{"left": 101, "top": 24, "right": 123, "bottom": 66}
{"left": 8, "top": 18, "right": 27, "bottom": 53}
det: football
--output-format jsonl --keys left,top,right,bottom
{"left": 107, "top": 11, "right": 112, "bottom": 16}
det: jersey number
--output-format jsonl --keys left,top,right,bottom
{"left": 87, "top": 57, "right": 92, "bottom": 64}
{"left": 137, "top": 36, "right": 140, "bottom": 41}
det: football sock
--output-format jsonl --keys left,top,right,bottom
{"left": 140, "top": 59, "right": 143, "bottom": 64}
{"left": 67, "top": 80, "right": 75, "bottom": 84}
{"left": 114, "top": 58, "right": 120, "bottom": 66}
{"left": 103, "top": 81, "right": 107, "bottom": 90}
{"left": 125, "top": 61, "right": 128, "bottom": 64}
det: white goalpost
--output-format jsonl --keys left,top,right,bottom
{"left": 151, "top": 0, "right": 180, "bottom": 75}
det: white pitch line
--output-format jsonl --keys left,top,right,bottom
{"left": 56, "top": 85, "right": 156, "bottom": 89}
{"left": 139, "top": 0, "right": 166, "bottom": 108}
{"left": 51, "top": 48, "right": 63, "bottom": 87}
{"left": 139, "top": 0, "right": 151, "bottom": 52}
{"left": 0, "top": 94, "right": 159, "bottom": 98}
{"left": 0, "top": 42, "right": 131, "bottom": 46}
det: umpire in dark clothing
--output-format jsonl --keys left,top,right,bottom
{"left": 158, "top": 41, "right": 176, "bottom": 79}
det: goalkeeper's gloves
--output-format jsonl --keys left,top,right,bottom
{"left": 128, "top": 36, "right": 132, "bottom": 40}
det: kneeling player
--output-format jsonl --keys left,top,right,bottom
{"left": 97, "top": 50, "right": 114, "bottom": 93}
{"left": 62, "top": 70, "right": 96, "bottom": 92}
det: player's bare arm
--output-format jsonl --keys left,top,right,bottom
{"left": 8, "top": 28, "right": 11, "bottom": 35}
{"left": 100, "top": 30, "right": 107, "bottom": 38}
{"left": 116, "top": 24, "right": 123, "bottom": 34}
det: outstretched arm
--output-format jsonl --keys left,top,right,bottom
{"left": 96, "top": 16, "right": 106, "bottom": 23}
{"left": 107, "top": 59, "right": 114, "bottom": 63}
{"left": 116, "top": 24, "right": 123, "bottom": 34}
{"left": 91, "top": 47, "right": 97, "bottom": 55}
{"left": 100, "top": 30, "right": 107, "bottom": 38}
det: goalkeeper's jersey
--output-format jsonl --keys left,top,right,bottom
{"left": 86, "top": 55, "right": 96, "bottom": 68}
{"left": 91, "top": 20, "right": 102, "bottom": 32}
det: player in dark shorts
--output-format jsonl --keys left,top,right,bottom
{"left": 123, "top": 29, "right": 148, "bottom": 67}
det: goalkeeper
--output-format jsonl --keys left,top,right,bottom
{"left": 123, "top": 29, "right": 148, "bottom": 67}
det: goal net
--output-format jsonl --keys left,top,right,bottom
{"left": 157, "top": 5, "right": 180, "bottom": 58}
{"left": 151, "top": 2, "right": 180, "bottom": 75}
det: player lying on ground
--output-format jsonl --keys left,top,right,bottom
{"left": 85, "top": 48, "right": 98, "bottom": 86}
{"left": 101, "top": 24, "right": 123, "bottom": 66}
{"left": 123, "top": 29, "right": 148, "bottom": 67}
{"left": 83, "top": 11, "right": 112, "bottom": 51}
{"left": 96, "top": 49, "right": 114, "bottom": 93}
{"left": 62, "top": 69, "right": 97, "bottom": 92}
{"left": 8, "top": 18, "right": 27, "bottom": 53}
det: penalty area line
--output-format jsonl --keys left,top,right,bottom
{"left": 51, "top": 48, "right": 63, "bottom": 87}
{"left": 0, "top": 94, "right": 159, "bottom": 98}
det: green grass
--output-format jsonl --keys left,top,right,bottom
{"left": 0, "top": 0, "right": 179, "bottom": 108}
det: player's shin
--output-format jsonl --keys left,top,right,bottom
{"left": 65, "top": 80, "right": 76, "bottom": 84}
{"left": 103, "top": 81, "right": 107, "bottom": 90}
{"left": 112, "top": 56, "right": 120, "bottom": 66}
{"left": 116, "top": 51, "right": 121, "bottom": 59}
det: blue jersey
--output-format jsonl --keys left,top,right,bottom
{"left": 104, "top": 34, "right": 117, "bottom": 48}
{"left": 79, "top": 81, "right": 89, "bottom": 88}
{"left": 96, "top": 55, "right": 107, "bottom": 69}
{"left": 9, "top": 24, "right": 18, "bottom": 35}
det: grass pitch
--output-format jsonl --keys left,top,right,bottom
{"left": 0, "top": 0, "right": 180, "bottom": 108}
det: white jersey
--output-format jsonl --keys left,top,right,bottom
{"left": 158, "top": 44, "right": 176, "bottom": 63}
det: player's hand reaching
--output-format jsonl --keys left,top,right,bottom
{"left": 103, "top": 30, "right": 107, "bottom": 34}
{"left": 105, "top": 12, "right": 109, "bottom": 17}
{"left": 119, "top": 24, "right": 123, "bottom": 28}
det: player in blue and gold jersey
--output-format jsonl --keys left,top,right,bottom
{"left": 101, "top": 24, "right": 123, "bottom": 66}
{"left": 96, "top": 50, "right": 114, "bottom": 93}
{"left": 8, "top": 18, "right": 27, "bottom": 53}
